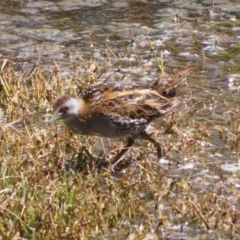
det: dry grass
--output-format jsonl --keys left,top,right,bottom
{"left": 0, "top": 43, "right": 240, "bottom": 240}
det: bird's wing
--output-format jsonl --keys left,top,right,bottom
{"left": 89, "top": 88, "right": 174, "bottom": 122}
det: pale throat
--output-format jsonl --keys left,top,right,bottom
{"left": 62, "top": 98, "right": 88, "bottom": 134}
{"left": 66, "top": 98, "right": 85, "bottom": 115}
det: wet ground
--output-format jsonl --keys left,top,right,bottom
{"left": 1, "top": 0, "right": 240, "bottom": 239}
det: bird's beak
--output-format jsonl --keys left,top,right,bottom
{"left": 49, "top": 112, "right": 61, "bottom": 124}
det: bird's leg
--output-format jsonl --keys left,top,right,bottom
{"left": 71, "top": 146, "right": 96, "bottom": 173}
{"left": 111, "top": 138, "right": 134, "bottom": 166}
{"left": 144, "top": 133, "right": 163, "bottom": 159}
{"left": 81, "top": 146, "right": 96, "bottom": 160}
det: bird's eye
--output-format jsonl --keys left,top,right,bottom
{"left": 61, "top": 106, "right": 69, "bottom": 114}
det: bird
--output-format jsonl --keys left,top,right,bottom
{"left": 50, "top": 66, "right": 195, "bottom": 166}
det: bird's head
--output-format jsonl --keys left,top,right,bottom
{"left": 50, "top": 95, "right": 81, "bottom": 123}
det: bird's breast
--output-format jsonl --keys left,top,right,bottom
{"left": 63, "top": 113, "right": 135, "bottom": 138}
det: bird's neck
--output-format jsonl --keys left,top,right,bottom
{"left": 62, "top": 98, "right": 91, "bottom": 134}
{"left": 77, "top": 98, "right": 89, "bottom": 118}
{"left": 63, "top": 113, "right": 88, "bottom": 134}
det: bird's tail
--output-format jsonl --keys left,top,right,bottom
{"left": 152, "top": 66, "right": 196, "bottom": 98}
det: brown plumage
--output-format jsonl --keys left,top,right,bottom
{"left": 50, "top": 66, "right": 196, "bottom": 164}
